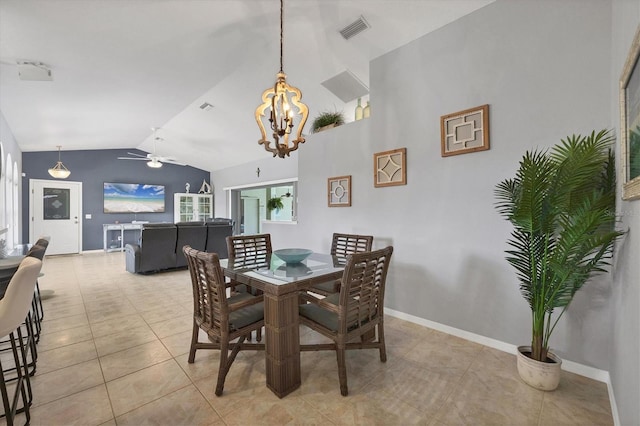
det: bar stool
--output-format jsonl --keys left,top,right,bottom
{"left": 32, "top": 237, "right": 50, "bottom": 327}
{"left": 0, "top": 245, "right": 45, "bottom": 380}
{"left": 0, "top": 257, "right": 42, "bottom": 425}
{"left": 26, "top": 241, "right": 49, "bottom": 344}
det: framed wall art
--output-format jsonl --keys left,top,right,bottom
{"left": 440, "top": 104, "right": 490, "bottom": 157}
{"left": 620, "top": 26, "right": 640, "bottom": 201}
{"left": 328, "top": 175, "right": 351, "bottom": 207}
{"left": 374, "top": 148, "right": 407, "bottom": 188}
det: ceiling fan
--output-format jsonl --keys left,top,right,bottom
{"left": 118, "top": 128, "right": 185, "bottom": 168}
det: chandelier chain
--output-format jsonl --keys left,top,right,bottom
{"left": 280, "top": 0, "right": 284, "bottom": 72}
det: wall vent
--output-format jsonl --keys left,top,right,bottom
{"left": 339, "top": 16, "right": 370, "bottom": 40}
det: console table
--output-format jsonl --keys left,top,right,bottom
{"left": 103, "top": 223, "right": 144, "bottom": 252}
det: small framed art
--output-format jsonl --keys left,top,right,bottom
{"left": 328, "top": 176, "right": 351, "bottom": 207}
{"left": 440, "top": 104, "right": 490, "bottom": 157}
{"left": 374, "top": 148, "right": 407, "bottom": 188}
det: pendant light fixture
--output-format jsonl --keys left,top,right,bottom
{"left": 48, "top": 146, "right": 71, "bottom": 179}
{"left": 255, "top": 0, "right": 309, "bottom": 158}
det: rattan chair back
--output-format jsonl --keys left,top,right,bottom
{"left": 184, "top": 247, "right": 229, "bottom": 338}
{"left": 308, "top": 233, "right": 374, "bottom": 297}
{"left": 330, "top": 233, "right": 373, "bottom": 257}
{"left": 226, "top": 234, "right": 272, "bottom": 258}
{"left": 183, "top": 245, "right": 265, "bottom": 396}
{"left": 338, "top": 246, "right": 392, "bottom": 336}
{"left": 299, "top": 246, "right": 393, "bottom": 396}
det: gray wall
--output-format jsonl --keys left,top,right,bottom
{"left": 212, "top": 1, "right": 639, "bottom": 422}
{"left": 22, "top": 149, "right": 210, "bottom": 250}
{"left": 611, "top": 1, "right": 640, "bottom": 425}
{"left": 299, "top": 0, "right": 613, "bottom": 364}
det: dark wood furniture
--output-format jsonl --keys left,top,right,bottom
{"left": 220, "top": 252, "right": 346, "bottom": 398}
{"left": 299, "top": 246, "right": 394, "bottom": 396}
{"left": 308, "top": 233, "right": 373, "bottom": 296}
{"left": 183, "top": 246, "right": 265, "bottom": 396}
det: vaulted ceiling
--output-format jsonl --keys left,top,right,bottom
{"left": 0, "top": 0, "right": 493, "bottom": 171}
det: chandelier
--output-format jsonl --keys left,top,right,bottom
{"left": 48, "top": 146, "right": 71, "bottom": 179}
{"left": 255, "top": 0, "right": 309, "bottom": 158}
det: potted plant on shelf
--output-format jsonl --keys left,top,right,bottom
{"left": 267, "top": 197, "right": 284, "bottom": 212}
{"left": 311, "top": 110, "right": 345, "bottom": 133}
{"left": 494, "top": 129, "right": 624, "bottom": 391}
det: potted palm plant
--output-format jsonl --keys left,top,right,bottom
{"left": 494, "top": 129, "right": 624, "bottom": 391}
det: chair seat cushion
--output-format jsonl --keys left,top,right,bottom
{"left": 300, "top": 294, "right": 377, "bottom": 333}
{"left": 229, "top": 294, "right": 264, "bottom": 331}
{"left": 299, "top": 293, "right": 340, "bottom": 331}
{"left": 310, "top": 279, "right": 340, "bottom": 294}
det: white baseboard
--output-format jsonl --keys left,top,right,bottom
{"left": 82, "top": 249, "right": 106, "bottom": 254}
{"left": 384, "top": 307, "right": 620, "bottom": 426}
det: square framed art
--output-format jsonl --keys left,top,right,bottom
{"left": 328, "top": 175, "right": 351, "bottom": 207}
{"left": 440, "top": 104, "right": 490, "bottom": 157}
{"left": 374, "top": 148, "right": 407, "bottom": 188}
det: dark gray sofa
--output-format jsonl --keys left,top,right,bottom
{"left": 175, "top": 222, "right": 207, "bottom": 268}
{"left": 125, "top": 221, "right": 233, "bottom": 274}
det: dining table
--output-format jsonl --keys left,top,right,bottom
{"left": 220, "top": 251, "right": 347, "bottom": 398}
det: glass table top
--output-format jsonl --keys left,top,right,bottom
{"left": 221, "top": 252, "right": 347, "bottom": 285}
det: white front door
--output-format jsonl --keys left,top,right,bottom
{"left": 30, "top": 179, "right": 82, "bottom": 255}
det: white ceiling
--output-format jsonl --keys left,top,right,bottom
{"left": 0, "top": 0, "right": 493, "bottom": 172}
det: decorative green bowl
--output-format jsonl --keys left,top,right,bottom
{"left": 274, "top": 248, "right": 312, "bottom": 264}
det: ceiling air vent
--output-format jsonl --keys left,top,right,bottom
{"left": 199, "top": 102, "right": 213, "bottom": 111}
{"left": 320, "top": 70, "right": 369, "bottom": 103}
{"left": 339, "top": 16, "right": 370, "bottom": 40}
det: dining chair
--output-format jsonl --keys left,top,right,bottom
{"left": 299, "top": 246, "right": 393, "bottom": 396}
{"left": 0, "top": 256, "right": 42, "bottom": 425}
{"left": 226, "top": 234, "right": 273, "bottom": 341}
{"left": 183, "top": 246, "right": 265, "bottom": 396}
{"left": 226, "top": 233, "right": 272, "bottom": 259}
{"left": 308, "top": 233, "right": 373, "bottom": 297}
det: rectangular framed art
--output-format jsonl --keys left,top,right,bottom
{"left": 103, "top": 182, "right": 166, "bottom": 213}
{"left": 440, "top": 104, "right": 490, "bottom": 157}
{"left": 328, "top": 176, "right": 351, "bottom": 207}
{"left": 620, "top": 26, "right": 640, "bottom": 201}
{"left": 374, "top": 148, "right": 407, "bottom": 187}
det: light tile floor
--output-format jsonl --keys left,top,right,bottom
{"left": 3, "top": 252, "right": 613, "bottom": 425}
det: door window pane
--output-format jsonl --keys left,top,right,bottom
{"left": 44, "top": 188, "right": 70, "bottom": 220}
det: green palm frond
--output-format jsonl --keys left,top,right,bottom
{"left": 494, "top": 129, "right": 624, "bottom": 362}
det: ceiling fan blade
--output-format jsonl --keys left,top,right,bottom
{"left": 126, "top": 152, "right": 148, "bottom": 158}
{"left": 154, "top": 155, "right": 185, "bottom": 166}
{"left": 117, "top": 157, "right": 148, "bottom": 161}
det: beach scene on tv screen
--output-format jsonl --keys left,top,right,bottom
{"left": 104, "top": 183, "right": 165, "bottom": 213}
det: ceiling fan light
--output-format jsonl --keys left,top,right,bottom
{"left": 147, "top": 160, "right": 162, "bottom": 168}
{"left": 48, "top": 146, "right": 71, "bottom": 178}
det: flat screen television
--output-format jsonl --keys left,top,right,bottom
{"left": 103, "top": 182, "right": 165, "bottom": 213}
